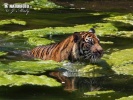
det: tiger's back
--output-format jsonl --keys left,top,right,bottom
{"left": 31, "top": 44, "right": 57, "bottom": 60}
{"left": 30, "top": 35, "right": 75, "bottom": 62}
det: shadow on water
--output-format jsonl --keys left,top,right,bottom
{"left": 100, "top": 36, "right": 133, "bottom": 54}
{"left": 0, "top": 9, "right": 111, "bottom": 31}
{"left": 1, "top": 24, "right": 28, "bottom": 31}
{"left": 0, "top": 86, "right": 73, "bottom": 100}
{"left": 112, "top": 21, "right": 133, "bottom": 31}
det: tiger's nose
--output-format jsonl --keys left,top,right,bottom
{"left": 97, "top": 49, "right": 103, "bottom": 56}
{"left": 92, "top": 45, "right": 103, "bottom": 56}
{"left": 94, "top": 49, "right": 103, "bottom": 58}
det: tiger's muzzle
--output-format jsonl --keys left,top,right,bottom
{"left": 90, "top": 44, "right": 103, "bottom": 63}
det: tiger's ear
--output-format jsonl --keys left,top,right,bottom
{"left": 89, "top": 28, "right": 95, "bottom": 34}
{"left": 73, "top": 32, "right": 80, "bottom": 42}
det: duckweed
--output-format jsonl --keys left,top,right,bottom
{"left": 0, "top": 19, "right": 26, "bottom": 26}
{"left": 0, "top": 74, "right": 61, "bottom": 87}
{"left": 29, "top": 0, "right": 62, "bottom": 9}
{"left": 116, "top": 96, "right": 133, "bottom": 100}
{"left": 84, "top": 90, "right": 115, "bottom": 96}
{"left": 0, "top": 52, "right": 7, "bottom": 56}
{"left": 28, "top": 37, "right": 54, "bottom": 46}
{"left": 9, "top": 23, "right": 118, "bottom": 38}
{"left": 103, "top": 49, "right": 133, "bottom": 75}
{"left": 104, "top": 13, "right": 133, "bottom": 25}
{"left": 0, "top": 60, "right": 61, "bottom": 86}
{"left": 0, "top": 60, "right": 62, "bottom": 74}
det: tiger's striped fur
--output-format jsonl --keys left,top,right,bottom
{"left": 30, "top": 28, "right": 103, "bottom": 62}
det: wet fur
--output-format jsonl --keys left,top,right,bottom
{"left": 31, "top": 34, "right": 79, "bottom": 62}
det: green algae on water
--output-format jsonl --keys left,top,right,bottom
{"left": 0, "top": 19, "right": 26, "bottom": 26}
{"left": 6, "top": 60, "right": 62, "bottom": 74}
{"left": 0, "top": 60, "right": 62, "bottom": 87}
{"left": 103, "top": 48, "right": 133, "bottom": 75}
{"left": 84, "top": 90, "right": 115, "bottom": 96}
{"left": 116, "top": 96, "right": 133, "bottom": 100}
{"left": 0, "top": 74, "right": 61, "bottom": 87}
{"left": 0, "top": 52, "right": 7, "bottom": 56}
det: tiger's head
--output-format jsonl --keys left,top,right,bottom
{"left": 72, "top": 28, "right": 103, "bottom": 63}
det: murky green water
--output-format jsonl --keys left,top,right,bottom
{"left": 0, "top": 34, "right": 133, "bottom": 100}
{"left": 0, "top": 0, "right": 133, "bottom": 100}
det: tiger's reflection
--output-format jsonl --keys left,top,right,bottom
{"left": 49, "top": 71, "right": 103, "bottom": 92}
{"left": 49, "top": 71, "right": 76, "bottom": 91}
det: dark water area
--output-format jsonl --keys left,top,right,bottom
{"left": 0, "top": 78, "right": 122, "bottom": 100}
{"left": 0, "top": 72, "right": 133, "bottom": 100}
{"left": 51, "top": 0, "right": 133, "bottom": 12}
{"left": 0, "top": 0, "right": 133, "bottom": 100}
{"left": 1, "top": 0, "right": 31, "bottom": 3}
{"left": 1, "top": 0, "right": 133, "bottom": 12}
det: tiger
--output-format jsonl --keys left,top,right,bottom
{"left": 30, "top": 28, "right": 103, "bottom": 62}
{"left": 49, "top": 71, "right": 76, "bottom": 91}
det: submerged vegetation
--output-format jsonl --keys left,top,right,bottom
{"left": 0, "top": 0, "right": 133, "bottom": 99}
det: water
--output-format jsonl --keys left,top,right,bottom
{"left": 2, "top": 0, "right": 31, "bottom": 3}
{"left": 0, "top": 35, "right": 133, "bottom": 100}
{"left": 0, "top": 75, "right": 132, "bottom": 100}
{"left": 0, "top": 0, "right": 133, "bottom": 99}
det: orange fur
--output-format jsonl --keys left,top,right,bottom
{"left": 30, "top": 31, "right": 103, "bottom": 62}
